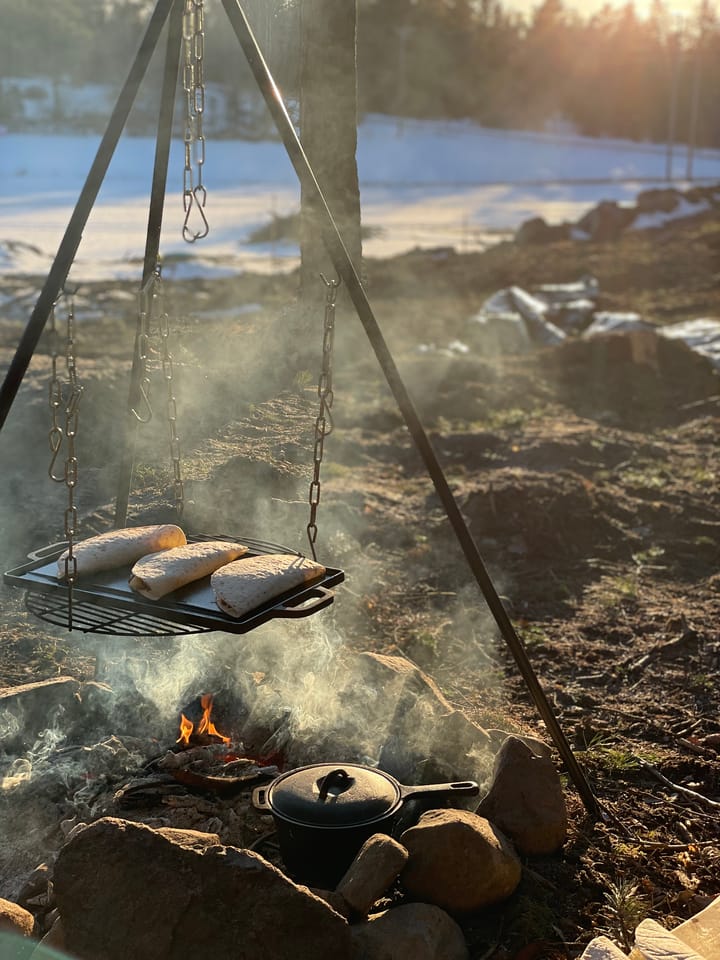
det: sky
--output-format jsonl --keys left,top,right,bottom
{"left": 507, "top": 0, "right": 710, "bottom": 19}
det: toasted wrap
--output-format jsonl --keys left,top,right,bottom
{"left": 129, "top": 540, "right": 249, "bottom": 600}
{"left": 57, "top": 524, "right": 186, "bottom": 580}
{"left": 211, "top": 553, "right": 326, "bottom": 619}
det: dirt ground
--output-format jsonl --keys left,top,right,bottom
{"left": 0, "top": 206, "right": 718, "bottom": 957}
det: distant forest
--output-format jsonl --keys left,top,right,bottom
{"left": 0, "top": 0, "right": 718, "bottom": 148}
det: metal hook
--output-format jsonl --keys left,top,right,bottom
{"left": 319, "top": 273, "right": 341, "bottom": 309}
{"left": 66, "top": 384, "right": 84, "bottom": 420}
{"left": 48, "top": 426, "right": 65, "bottom": 482}
{"left": 182, "top": 186, "right": 209, "bottom": 243}
{"left": 319, "top": 272, "right": 341, "bottom": 290}
{"left": 130, "top": 381, "right": 153, "bottom": 423}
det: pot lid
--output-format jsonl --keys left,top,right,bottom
{"left": 267, "top": 763, "right": 401, "bottom": 827}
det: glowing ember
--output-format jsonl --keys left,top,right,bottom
{"left": 176, "top": 693, "right": 230, "bottom": 747}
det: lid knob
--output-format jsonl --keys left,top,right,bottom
{"left": 317, "top": 768, "right": 354, "bottom": 802}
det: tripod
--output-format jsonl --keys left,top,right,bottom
{"left": 0, "top": 0, "right": 601, "bottom": 818}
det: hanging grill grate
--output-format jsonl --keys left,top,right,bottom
{"left": 23, "top": 591, "right": 210, "bottom": 637}
{"left": 4, "top": 535, "right": 343, "bottom": 637}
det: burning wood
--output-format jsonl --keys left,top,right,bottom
{"left": 176, "top": 693, "right": 230, "bottom": 748}
{"left": 158, "top": 743, "right": 231, "bottom": 771}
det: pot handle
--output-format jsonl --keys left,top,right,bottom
{"left": 252, "top": 786, "right": 272, "bottom": 811}
{"left": 317, "top": 767, "right": 354, "bottom": 801}
{"left": 399, "top": 780, "right": 480, "bottom": 801}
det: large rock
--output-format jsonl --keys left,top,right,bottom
{"left": 0, "top": 897, "right": 34, "bottom": 937}
{"left": 53, "top": 817, "right": 351, "bottom": 960}
{"left": 635, "top": 188, "right": 681, "bottom": 214}
{"left": 0, "top": 678, "right": 81, "bottom": 755}
{"left": 515, "top": 216, "right": 571, "bottom": 245}
{"left": 336, "top": 834, "right": 409, "bottom": 918}
{"left": 399, "top": 809, "right": 521, "bottom": 913}
{"left": 359, "top": 653, "right": 490, "bottom": 784}
{"left": 38, "top": 917, "right": 66, "bottom": 953}
{"left": 238, "top": 650, "right": 491, "bottom": 786}
{"left": 350, "top": 902, "right": 468, "bottom": 960}
{"left": 575, "top": 200, "right": 636, "bottom": 241}
{"left": 477, "top": 735, "right": 568, "bottom": 855}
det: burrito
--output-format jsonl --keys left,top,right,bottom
{"left": 211, "top": 553, "right": 326, "bottom": 619}
{"left": 129, "top": 540, "right": 249, "bottom": 600}
{"left": 57, "top": 524, "right": 187, "bottom": 579}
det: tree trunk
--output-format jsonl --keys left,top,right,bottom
{"left": 299, "top": 0, "right": 362, "bottom": 305}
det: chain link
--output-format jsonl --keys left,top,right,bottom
{"left": 131, "top": 273, "right": 154, "bottom": 423}
{"left": 47, "top": 293, "right": 84, "bottom": 628}
{"left": 307, "top": 274, "right": 340, "bottom": 560}
{"left": 47, "top": 302, "right": 64, "bottom": 481}
{"left": 128, "top": 266, "right": 185, "bottom": 516}
{"left": 182, "top": 0, "right": 209, "bottom": 243}
{"left": 155, "top": 267, "right": 185, "bottom": 516}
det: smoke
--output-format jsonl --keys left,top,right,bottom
{"left": 0, "top": 190, "right": 516, "bottom": 903}
{"left": 1, "top": 714, "right": 67, "bottom": 791}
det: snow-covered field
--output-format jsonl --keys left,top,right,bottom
{"left": 1, "top": 115, "right": 719, "bottom": 282}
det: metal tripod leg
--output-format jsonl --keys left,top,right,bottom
{"left": 0, "top": 0, "right": 176, "bottom": 434}
{"left": 221, "top": 0, "right": 602, "bottom": 819}
{"left": 115, "top": 0, "right": 185, "bottom": 529}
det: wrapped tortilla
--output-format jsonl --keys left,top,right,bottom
{"left": 129, "top": 540, "right": 249, "bottom": 600}
{"left": 57, "top": 524, "right": 186, "bottom": 579}
{"left": 211, "top": 553, "right": 326, "bottom": 619}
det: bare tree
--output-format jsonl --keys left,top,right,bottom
{"left": 298, "top": 0, "right": 362, "bottom": 304}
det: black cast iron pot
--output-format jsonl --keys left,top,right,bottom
{"left": 252, "top": 762, "right": 479, "bottom": 888}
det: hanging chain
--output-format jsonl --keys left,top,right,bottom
{"left": 47, "top": 293, "right": 84, "bottom": 629}
{"left": 48, "top": 301, "right": 65, "bottom": 481}
{"left": 307, "top": 274, "right": 340, "bottom": 560}
{"left": 131, "top": 272, "right": 154, "bottom": 423}
{"left": 182, "top": 0, "right": 209, "bottom": 243}
{"left": 154, "top": 266, "right": 185, "bottom": 517}
{"left": 128, "top": 265, "right": 185, "bottom": 516}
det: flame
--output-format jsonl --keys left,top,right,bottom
{"left": 176, "top": 693, "right": 230, "bottom": 747}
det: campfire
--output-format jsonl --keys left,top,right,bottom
{"left": 176, "top": 693, "right": 231, "bottom": 748}
{"left": 0, "top": 640, "right": 574, "bottom": 959}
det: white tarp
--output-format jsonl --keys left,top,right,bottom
{"left": 582, "top": 312, "right": 654, "bottom": 338}
{"left": 535, "top": 275, "right": 600, "bottom": 305}
{"left": 470, "top": 285, "right": 566, "bottom": 348}
{"left": 659, "top": 318, "right": 720, "bottom": 370}
{"left": 462, "top": 279, "right": 720, "bottom": 373}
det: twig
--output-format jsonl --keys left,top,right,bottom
{"left": 678, "top": 394, "right": 720, "bottom": 411}
{"left": 635, "top": 839, "right": 719, "bottom": 851}
{"left": 522, "top": 865, "right": 559, "bottom": 892}
{"left": 248, "top": 829, "right": 278, "bottom": 852}
{"left": 676, "top": 737, "right": 718, "bottom": 759}
{"left": 637, "top": 758, "right": 720, "bottom": 811}
{"left": 634, "top": 789, "right": 720, "bottom": 823}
